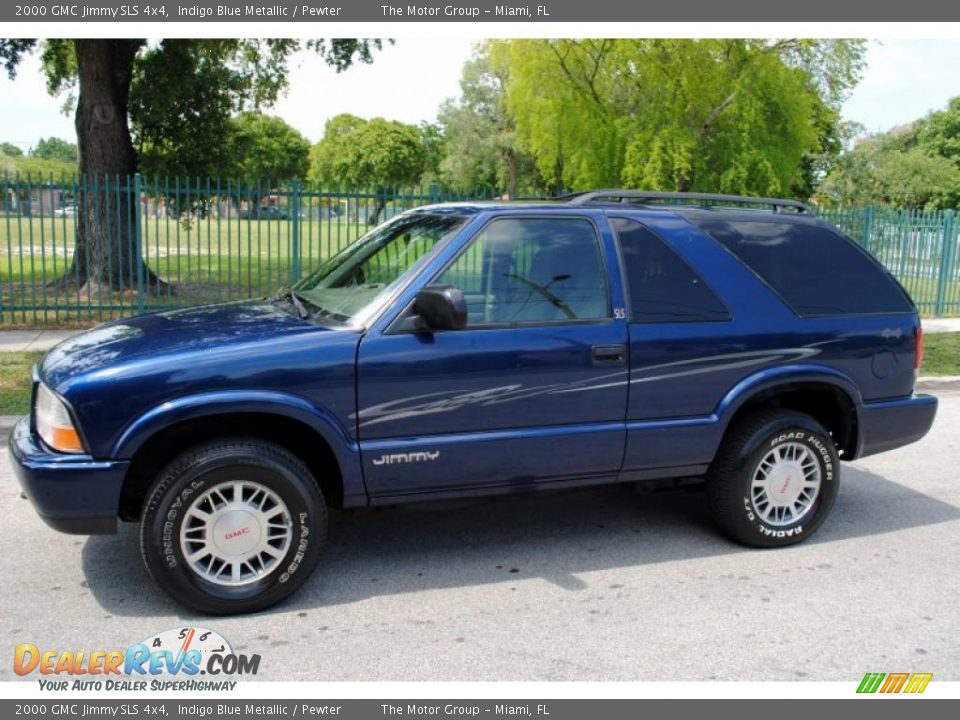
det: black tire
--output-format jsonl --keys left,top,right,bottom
{"left": 140, "top": 439, "right": 326, "bottom": 614}
{"left": 707, "top": 410, "right": 840, "bottom": 548}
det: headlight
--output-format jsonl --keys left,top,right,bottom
{"left": 35, "top": 383, "right": 85, "bottom": 454}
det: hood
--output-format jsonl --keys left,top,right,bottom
{"left": 40, "top": 300, "right": 330, "bottom": 389}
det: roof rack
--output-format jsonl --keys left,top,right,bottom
{"left": 563, "top": 190, "right": 812, "bottom": 214}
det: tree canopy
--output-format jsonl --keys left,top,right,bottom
{"left": 0, "top": 137, "right": 78, "bottom": 174}
{"left": 32, "top": 136, "right": 77, "bottom": 164}
{"left": 0, "top": 153, "right": 76, "bottom": 178}
{"left": 487, "top": 39, "right": 865, "bottom": 197}
{"left": 437, "top": 47, "right": 539, "bottom": 196}
{"left": 308, "top": 114, "right": 427, "bottom": 187}
{"left": 819, "top": 96, "right": 960, "bottom": 209}
{"left": 0, "top": 141, "right": 23, "bottom": 157}
{"left": 225, "top": 112, "right": 310, "bottom": 181}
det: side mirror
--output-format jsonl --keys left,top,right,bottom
{"left": 414, "top": 284, "right": 467, "bottom": 331}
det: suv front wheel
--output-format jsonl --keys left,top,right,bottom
{"left": 140, "top": 439, "right": 326, "bottom": 614}
{"left": 707, "top": 411, "right": 840, "bottom": 547}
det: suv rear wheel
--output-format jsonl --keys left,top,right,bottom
{"left": 140, "top": 439, "right": 326, "bottom": 614}
{"left": 707, "top": 411, "right": 840, "bottom": 547}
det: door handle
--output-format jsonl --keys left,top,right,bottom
{"left": 592, "top": 344, "right": 626, "bottom": 365}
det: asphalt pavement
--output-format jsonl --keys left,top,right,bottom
{"left": 2, "top": 388, "right": 959, "bottom": 682}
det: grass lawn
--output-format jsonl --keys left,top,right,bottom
{"left": 922, "top": 332, "right": 960, "bottom": 376}
{"left": 0, "top": 216, "right": 367, "bottom": 325}
{"left": 0, "top": 351, "right": 41, "bottom": 415}
{"left": 0, "top": 216, "right": 365, "bottom": 285}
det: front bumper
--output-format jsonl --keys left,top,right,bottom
{"left": 8, "top": 417, "right": 128, "bottom": 534}
{"left": 856, "top": 393, "right": 938, "bottom": 459}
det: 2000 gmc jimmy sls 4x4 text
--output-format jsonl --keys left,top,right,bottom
{"left": 10, "top": 191, "right": 938, "bottom": 613}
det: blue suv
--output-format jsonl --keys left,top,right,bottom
{"left": 9, "top": 191, "right": 938, "bottom": 613}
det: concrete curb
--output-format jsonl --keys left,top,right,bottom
{"left": 916, "top": 377, "right": 960, "bottom": 392}
{"left": 1, "top": 416, "right": 19, "bottom": 438}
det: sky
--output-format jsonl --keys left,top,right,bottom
{"left": 0, "top": 38, "right": 958, "bottom": 152}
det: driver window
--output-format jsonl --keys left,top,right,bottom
{"left": 435, "top": 217, "right": 609, "bottom": 325}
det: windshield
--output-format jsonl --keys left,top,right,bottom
{"left": 293, "top": 213, "right": 468, "bottom": 326}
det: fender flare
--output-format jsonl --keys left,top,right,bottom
{"left": 715, "top": 363, "right": 863, "bottom": 432}
{"left": 110, "top": 390, "right": 365, "bottom": 503}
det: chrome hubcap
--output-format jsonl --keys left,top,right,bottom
{"left": 750, "top": 442, "right": 822, "bottom": 526}
{"left": 180, "top": 480, "right": 293, "bottom": 586}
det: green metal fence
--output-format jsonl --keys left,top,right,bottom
{"left": 0, "top": 174, "right": 496, "bottom": 326}
{"left": 817, "top": 206, "right": 960, "bottom": 317}
{"left": 1, "top": 173, "right": 958, "bottom": 325}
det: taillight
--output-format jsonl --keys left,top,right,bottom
{"left": 914, "top": 326, "right": 924, "bottom": 371}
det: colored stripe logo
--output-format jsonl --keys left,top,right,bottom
{"left": 857, "top": 672, "right": 933, "bottom": 694}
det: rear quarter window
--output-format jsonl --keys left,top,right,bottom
{"left": 613, "top": 218, "right": 730, "bottom": 323}
{"left": 696, "top": 219, "right": 914, "bottom": 317}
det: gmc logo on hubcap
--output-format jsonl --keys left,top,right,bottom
{"left": 225, "top": 527, "right": 251, "bottom": 540}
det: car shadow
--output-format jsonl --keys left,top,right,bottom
{"left": 81, "top": 464, "right": 960, "bottom": 618}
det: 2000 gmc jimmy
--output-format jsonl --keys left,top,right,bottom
{"left": 10, "top": 190, "right": 938, "bottom": 613}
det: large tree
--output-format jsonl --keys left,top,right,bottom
{"left": 31, "top": 136, "right": 78, "bottom": 164}
{"left": 0, "top": 38, "right": 384, "bottom": 294}
{"left": 917, "top": 96, "right": 960, "bottom": 166}
{"left": 0, "top": 141, "right": 23, "bottom": 157}
{"left": 490, "top": 39, "right": 865, "bottom": 197}
{"left": 819, "top": 135, "right": 960, "bottom": 209}
{"left": 417, "top": 120, "right": 445, "bottom": 184}
{"left": 308, "top": 114, "right": 428, "bottom": 223}
{"left": 308, "top": 114, "right": 426, "bottom": 188}
{"left": 819, "top": 98, "right": 960, "bottom": 209}
{"left": 437, "top": 47, "right": 537, "bottom": 197}
{"left": 226, "top": 112, "right": 310, "bottom": 181}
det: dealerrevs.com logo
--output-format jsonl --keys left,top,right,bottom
{"left": 857, "top": 672, "right": 933, "bottom": 694}
{"left": 13, "top": 627, "right": 259, "bottom": 691}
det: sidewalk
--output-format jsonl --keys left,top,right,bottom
{"left": 0, "top": 329, "right": 83, "bottom": 352}
{"left": 920, "top": 317, "right": 960, "bottom": 334}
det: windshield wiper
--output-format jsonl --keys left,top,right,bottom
{"left": 504, "top": 272, "right": 576, "bottom": 319}
{"left": 274, "top": 288, "right": 314, "bottom": 319}
{"left": 289, "top": 291, "right": 310, "bottom": 319}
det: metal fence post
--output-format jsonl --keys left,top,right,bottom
{"left": 935, "top": 209, "right": 956, "bottom": 318}
{"left": 134, "top": 173, "right": 145, "bottom": 315}
{"left": 863, "top": 205, "right": 875, "bottom": 252}
{"left": 290, "top": 180, "right": 302, "bottom": 284}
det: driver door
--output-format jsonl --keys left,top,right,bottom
{"left": 356, "top": 215, "right": 630, "bottom": 500}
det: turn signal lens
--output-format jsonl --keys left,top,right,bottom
{"left": 35, "top": 383, "right": 84, "bottom": 454}
{"left": 915, "top": 326, "right": 924, "bottom": 371}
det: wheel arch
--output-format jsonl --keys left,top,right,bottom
{"left": 114, "top": 392, "right": 364, "bottom": 520}
{"left": 716, "top": 366, "right": 862, "bottom": 460}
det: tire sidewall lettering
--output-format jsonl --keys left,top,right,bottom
{"left": 805, "top": 434, "right": 835, "bottom": 482}
{"left": 279, "top": 513, "right": 311, "bottom": 584}
{"left": 744, "top": 426, "right": 837, "bottom": 539}
{"left": 160, "top": 479, "right": 202, "bottom": 569}
{"left": 150, "top": 457, "right": 317, "bottom": 599}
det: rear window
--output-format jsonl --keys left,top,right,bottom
{"left": 696, "top": 219, "right": 913, "bottom": 317}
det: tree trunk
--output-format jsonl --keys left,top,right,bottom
{"left": 367, "top": 187, "right": 393, "bottom": 226}
{"left": 55, "top": 39, "right": 169, "bottom": 294}
{"left": 503, "top": 149, "right": 519, "bottom": 199}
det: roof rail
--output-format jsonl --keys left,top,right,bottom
{"left": 564, "top": 190, "right": 812, "bottom": 214}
